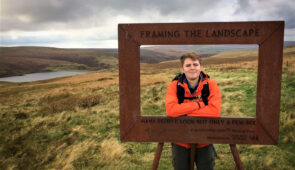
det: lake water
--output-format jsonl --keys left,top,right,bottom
{"left": 0, "top": 71, "right": 88, "bottom": 83}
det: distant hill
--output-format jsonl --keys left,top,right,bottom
{"left": 284, "top": 41, "right": 295, "bottom": 46}
{"left": 144, "top": 41, "right": 295, "bottom": 53}
{"left": 1, "top": 42, "right": 294, "bottom": 77}
{"left": 143, "top": 44, "right": 258, "bottom": 53}
{"left": 0, "top": 46, "right": 219, "bottom": 77}
{"left": 0, "top": 47, "right": 179, "bottom": 77}
{"left": 0, "top": 47, "right": 116, "bottom": 77}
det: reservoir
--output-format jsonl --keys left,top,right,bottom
{"left": 0, "top": 71, "right": 88, "bottom": 83}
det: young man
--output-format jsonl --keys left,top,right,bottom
{"left": 165, "top": 52, "right": 221, "bottom": 170}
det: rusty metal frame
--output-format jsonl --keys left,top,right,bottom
{"left": 118, "top": 21, "right": 284, "bottom": 144}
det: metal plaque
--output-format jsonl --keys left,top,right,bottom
{"left": 118, "top": 21, "right": 284, "bottom": 144}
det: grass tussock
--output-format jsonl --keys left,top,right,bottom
{"left": 0, "top": 46, "right": 295, "bottom": 169}
{"left": 99, "top": 138, "right": 126, "bottom": 162}
{"left": 40, "top": 93, "right": 102, "bottom": 114}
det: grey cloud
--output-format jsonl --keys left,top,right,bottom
{"left": 234, "top": 0, "right": 295, "bottom": 29}
{"left": 2, "top": 0, "right": 91, "bottom": 22}
{"left": 276, "top": 4, "right": 295, "bottom": 28}
{"left": 1, "top": 0, "right": 219, "bottom": 32}
{"left": 235, "top": 0, "right": 252, "bottom": 13}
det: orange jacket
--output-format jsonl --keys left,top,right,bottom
{"left": 165, "top": 72, "right": 221, "bottom": 148}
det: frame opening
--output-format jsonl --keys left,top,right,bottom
{"left": 140, "top": 44, "right": 259, "bottom": 118}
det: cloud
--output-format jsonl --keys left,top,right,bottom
{"left": 1, "top": 0, "right": 99, "bottom": 31}
{"left": 234, "top": 0, "right": 295, "bottom": 28}
{"left": 275, "top": 3, "right": 295, "bottom": 28}
{"left": 1, "top": 0, "right": 221, "bottom": 31}
{"left": 1, "top": 0, "right": 294, "bottom": 48}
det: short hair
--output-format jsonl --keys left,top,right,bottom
{"left": 180, "top": 52, "right": 201, "bottom": 66}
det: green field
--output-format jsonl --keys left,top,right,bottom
{"left": 0, "top": 47, "right": 295, "bottom": 169}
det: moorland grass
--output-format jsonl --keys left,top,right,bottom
{"left": 0, "top": 47, "right": 295, "bottom": 169}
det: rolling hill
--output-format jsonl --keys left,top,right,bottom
{"left": 0, "top": 46, "right": 179, "bottom": 77}
{"left": 1, "top": 42, "right": 294, "bottom": 78}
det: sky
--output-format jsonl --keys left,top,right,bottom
{"left": 1, "top": 0, "right": 295, "bottom": 48}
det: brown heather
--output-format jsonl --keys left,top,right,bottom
{"left": 0, "top": 46, "right": 294, "bottom": 169}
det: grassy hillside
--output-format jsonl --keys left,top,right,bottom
{"left": 0, "top": 45, "right": 261, "bottom": 78}
{"left": 0, "top": 46, "right": 182, "bottom": 77}
{"left": 0, "top": 47, "right": 117, "bottom": 77}
{"left": 0, "top": 46, "right": 295, "bottom": 169}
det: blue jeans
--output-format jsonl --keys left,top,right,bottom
{"left": 172, "top": 143, "right": 215, "bottom": 170}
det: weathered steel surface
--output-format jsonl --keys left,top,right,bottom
{"left": 230, "top": 144, "right": 244, "bottom": 170}
{"left": 118, "top": 21, "right": 284, "bottom": 144}
{"left": 152, "top": 143, "right": 164, "bottom": 170}
{"left": 190, "top": 144, "right": 196, "bottom": 170}
{"left": 119, "top": 21, "right": 280, "bottom": 45}
{"left": 256, "top": 22, "right": 284, "bottom": 144}
{"left": 124, "top": 116, "right": 265, "bottom": 144}
{"left": 118, "top": 26, "right": 140, "bottom": 139}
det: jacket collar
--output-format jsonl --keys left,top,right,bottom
{"left": 175, "top": 71, "right": 208, "bottom": 84}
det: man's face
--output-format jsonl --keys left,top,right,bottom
{"left": 181, "top": 58, "right": 201, "bottom": 81}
